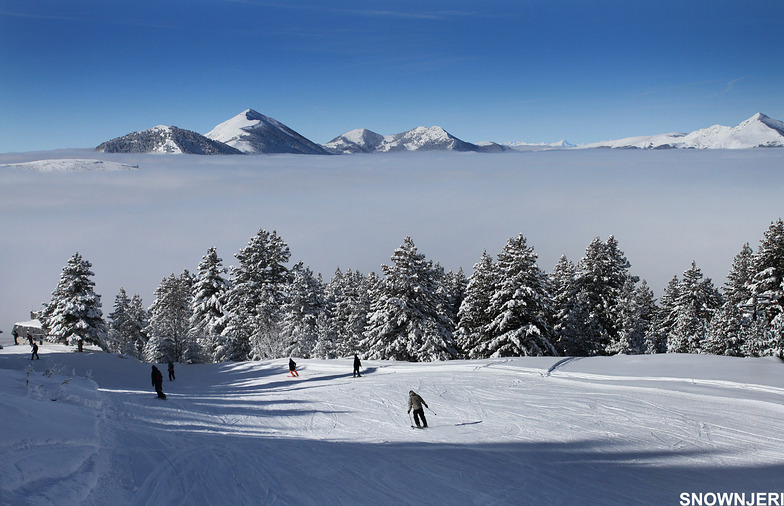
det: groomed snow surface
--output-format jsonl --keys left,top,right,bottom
{"left": 2, "top": 342, "right": 783, "bottom": 505}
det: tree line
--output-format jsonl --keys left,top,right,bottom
{"left": 38, "top": 220, "right": 784, "bottom": 363}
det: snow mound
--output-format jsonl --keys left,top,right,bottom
{"left": 0, "top": 159, "right": 139, "bottom": 172}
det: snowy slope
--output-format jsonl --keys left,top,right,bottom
{"left": 96, "top": 125, "right": 241, "bottom": 155}
{"left": 205, "top": 109, "right": 330, "bottom": 155}
{"left": 583, "top": 113, "right": 784, "bottom": 149}
{"left": 0, "top": 159, "right": 138, "bottom": 172}
{"left": 2, "top": 343, "right": 783, "bottom": 505}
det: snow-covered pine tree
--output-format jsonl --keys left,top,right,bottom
{"left": 323, "top": 268, "right": 372, "bottom": 358}
{"left": 281, "top": 262, "right": 325, "bottom": 358}
{"left": 107, "top": 288, "right": 132, "bottom": 354}
{"left": 550, "top": 255, "right": 580, "bottom": 355}
{"left": 442, "top": 267, "right": 467, "bottom": 333}
{"left": 220, "top": 229, "right": 292, "bottom": 361}
{"left": 704, "top": 243, "right": 754, "bottom": 356}
{"left": 189, "top": 247, "right": 230, "bottom": 363}
{"left": 144, "top": 271, "right": 194, "bottom": 363}
{"left": 666, "top": 262, "right": 722, "bottom": 354}
{"left": 649, "top": 276, "right": 679, "bottom": 353}
{"left": 362, "top": 237, "right": 457, "bottom": 361}
{"left": 126, "top": 294, "right": 149, "bottom": 359}
{"left": 747, "top": 219, "right": 784, "bottom": 325}
{"left": 473, "top": 234, "right": 556, "bottom": 358}
{"left": 607, "top": 278, "right": 656, "bottom": 355}
{"left": 42, "top": 252, "right": 108, "bottom": 351}
{"left": 555, "top": 236, "right": 635, "bottom": 356}
{"left": 454, "top": 250, "right": 496, "bottom": 358}
{"left": 108, "top": 288, "right": 148, "bottom": 357}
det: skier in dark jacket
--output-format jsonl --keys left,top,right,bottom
{"left": 353, "top": 354, "right": 362, "bottom": 377}
{"left": 408, "top": 390, "right": 428, "bottom": 428}
{"left": 151, "top": 365, "right": 166, "bottom": 399}
{"left": 31, "top": 342, "right": 40, "bottom": 360}
{"left": 289, "top": 358, "right": 298, "bottom": 377}
{"left": 168, "top": 361, "right": 175, "bottom": 381}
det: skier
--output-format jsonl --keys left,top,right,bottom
{"left": 407, "top": 390, "right": 428, "bottom": 428}
{"left": 12, "top": 329, "right": 18, "bottom": 345}
{"left": 353, "top": 354, "right": 362, "bottom": 377}
{"left": 27, "top": 333, "right": 33, "bottom": 345}
{"left": 151, "top": 365, "right": 166, "bottom": 399}
{"left": 289, "top": 358, "right": 299, "bottom": 377}
{"left": 31, "top": 342, "right": 40, "bottom": 360}
{"left": 168, "top": 361, "right": 175, "bottom": 381}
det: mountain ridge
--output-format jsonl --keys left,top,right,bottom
{"left": 94, "top": 111, "right": 784, "bottom": 155}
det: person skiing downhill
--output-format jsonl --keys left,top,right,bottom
{"left": 353, "top": 354, "right": 362, "bottom": 377}
{"left": 31, "top": 342, "right": 40, "bottom": 360}
{"left": 408, "top": 390, "right": 428, "bottom": 428}
{"left": 151, "top": 365, "right": 166, "bottom": 399}
{"left": 168, "top": 361, "right": 175, "bottom": 381}
{"left": 289, "top": 358, "right": 299, "bottom": 377}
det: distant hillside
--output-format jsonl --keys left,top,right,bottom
{"left": 582, "top": 113, "right": 784, "bottom": 149}
{"left": 96, "top": 126, "right": 241, "bottom": 154}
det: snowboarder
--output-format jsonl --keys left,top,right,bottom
{"left": 12, "top": 329, "right": 18, "bottom": 345}
{"left": 31, "top": 342, "right": 40, "bottom": 360}
{"left": 407, "top": 390, "right": 428, "bottom": 428}
{"left": 168, "top": 361, "right": 175, "bottom": 381}
{"left": 353, "top": 354, "right": 362, "bottom": 377}
{"left": 289, "top": 358, "right": 299, "bottom": 377}
{"left": 151, "top": 365, "right": 166, "bottom": 399}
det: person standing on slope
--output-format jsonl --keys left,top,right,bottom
{"left": 31, "top": 341, "right": 40, "bottom": 360}
{"left": 353, "top": 354, "right": 362, "bottom": 377}
{"left": 151, "top": 365, "right": 166, "bottom": 399}
{"left": 168, "top": 361, "right": 175, "bottom": 381}
{"left": 289, "top": 358, "right": 299, "bottom": 377}
{"left": 408, "top": 390, "right": 429, "bottom": 428}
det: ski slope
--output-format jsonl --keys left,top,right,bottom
{"left": 1, "top": 343, "right": 783, "bottom": 505}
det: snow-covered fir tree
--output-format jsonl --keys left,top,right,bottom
{"left": 362, "top": 237, "right": 457, "bottom": 361}
{"left": 454, "top": 250, "right": 496, "bottom": 358}
{"left": 747, "top": 219, "right": 784, "bottom": 325}
{"left": 704, "top": 243, "right": 754, "bottom": 356}
{"left": 107, "top": 288, "right": 131, "bottom": 354}
{"left": 108, "top": 288, "right": 148, "bottom": 358}
{"left": 550, "top": 255, "right": 579, "bottom": 355}
{"left": 666, "top": 262, "right": 722, "bottom": 354}
{"left": 189, "top": 247, "right": 230, "bottom": 363}
{"left": 41, "top": 252, "right": 108, "bottom": 351}
{"left": 221, "top": 229, "right": 292, "bottom": 361}
{"left": 473, "top": 234, "right": 556, "bottom": 358}
{"left": 281, "top": 263, "right": 325, "bottom": 358}
{"left": 144, "top": 271, "right": 194, "bottom": 363}
{"left": 649, "top": 276, "right": 679, "bottom": 354}
{"left": 442, "top": 267, "right": 467, "bottom": 334}
{"left": 607, "top": 278, "right": 656, "bottom": 355}
{"left": 555, "top": 236, "right": 635, "bottom": 356}
{"left": 322, "top": 268, "right": 373, "bottom": 358}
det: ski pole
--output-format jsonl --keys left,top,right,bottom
{"left": 408, "top": 412, "right": 414, "bottom": 427}
{"left": 426, "top": 406, "right": 437, "bottom": 416}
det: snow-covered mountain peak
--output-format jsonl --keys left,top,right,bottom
{"left": 205, "top": 109, "right": 328, "bottom": 155}
{"left": 582, "top": 113, "right": 784, "bottom": 149}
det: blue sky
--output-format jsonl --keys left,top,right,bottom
{"left": 1, "top": 0, "right": 782, "bottom": 152}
